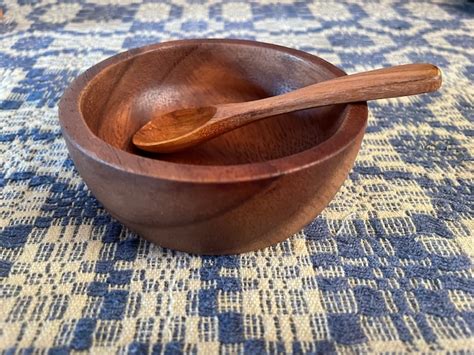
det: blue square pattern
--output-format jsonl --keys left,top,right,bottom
{"left": 0, "top": 0, "right": 473, "bottom": 353}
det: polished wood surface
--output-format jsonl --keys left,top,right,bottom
{"left": 59, "top": 39, "right": 369, "bottom": 254}
{"left": 133, "top": 64, "right": 441, "bottom": 153}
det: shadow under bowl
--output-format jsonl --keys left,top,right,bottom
{"left": 59, "top": 39, "right": 367, "bottom": 254}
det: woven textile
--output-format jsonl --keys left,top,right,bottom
{"left": 1, "top": 0, "right": 473, "bottom": 353}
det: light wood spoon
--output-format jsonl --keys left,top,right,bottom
{"left": 133, "top": 63, "right": 441, "bottom": 153}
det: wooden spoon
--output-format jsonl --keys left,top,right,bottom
{"left": 133, "top": 63, "right": 441, "bottom": 153}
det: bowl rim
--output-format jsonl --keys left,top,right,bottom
{"left": 59, "top": 38, "right": 367, "bottom": 183}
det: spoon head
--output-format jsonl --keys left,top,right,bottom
{"left": 132, "top": 106, "right": 217, "bottom": 153}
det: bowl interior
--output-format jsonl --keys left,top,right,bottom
{"left": 80, "top": 42, "right": 346, "bottom": 165}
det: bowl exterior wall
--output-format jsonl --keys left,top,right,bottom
{"left": 64, "top": 127, "right": 364, "bottom": 254}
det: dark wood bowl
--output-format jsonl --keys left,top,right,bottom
{"left": 59, "top": 39, "right": 367, "bottom": 254}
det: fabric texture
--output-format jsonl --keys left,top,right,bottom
{"left": 0, "top": 0, "right": 473, "bottom": 353}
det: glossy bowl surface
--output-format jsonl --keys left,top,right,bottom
{"left": 59, "top": 39, "right": 367, "bottom": 254}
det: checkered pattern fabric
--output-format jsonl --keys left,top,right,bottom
{"left": 1, "top": 0, "right": 473, "bottom": 353}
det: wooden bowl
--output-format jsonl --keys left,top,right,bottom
{"left": 59, "top": 39, "right": 367, "bottom": 254}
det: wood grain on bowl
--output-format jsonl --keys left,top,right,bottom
{"left": 58, "top": 39, "right": 368, "bottom": 254}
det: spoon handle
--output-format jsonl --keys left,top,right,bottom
{"left": 217, "top": 63, "right": 441, "bottom": 123}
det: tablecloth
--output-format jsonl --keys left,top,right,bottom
{"left": 0, "top": 0, "right": 473, "bottom": 353}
